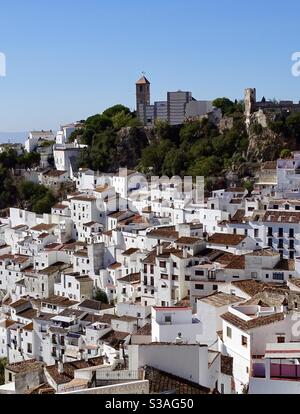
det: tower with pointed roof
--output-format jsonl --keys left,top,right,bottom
{"left": 136, "top": 76, "right": 151, "bottom": 125}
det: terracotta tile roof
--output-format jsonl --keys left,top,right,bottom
{"left": 208, "top": 233, "right": 247, "bottom": 246}
{"left": 0, "top": 319, "right": 16, "bottom": 328}
{"left": 10, "top": 298, "right": 30, "bottom": 309}
{"left": 31, "top": 224, "right": 56, "bottom": 232}
{"left": 142, "top": 250, "right": 157, "bottom": 264}
{"left": 147, "top": 227, "right": 179, "bottom": 240}
{"left": 243, "top": 290, "right": 289, "bottom": 307}
{"left": 274, "top": 259, "right": 295, "bottom": 271}
{"left": 225, "top": 255, "right": 246, "bottom": 270}
{"left": 262, "top": 211, "right": 300, "bottom": 224}
{"left": 221, "top": 311, "right": 285, "bottom": 331}
{"left": 23, "top": 322, "right": 34, "bottom": 331}
{"left": 73, "top": 249, "right": 88, "bottom": 258}
{"left": 230, "top": 209, "right": 246, "bottom": 224}
{"left": 136, "top": 76, "right": 150, "bottom": 85}
{"left": 199, "top": 292, "right": 244, "bottom": 308}
{"left": 94, "top": 185, "right": 111, "bottom": 193}
{"left": 27, "top": 383, "right": 55, "bottom": 394}
{"left": 122, "top": 248, "right": 140, "bottom": 256}
{"left": 43, "top": 170, "right": 67, "bottom": 178}
{"left": 108, "top": 262, "right": 122, "bottom": 270}
{"left": 46, "top": 357, "right": 104, "bottom": 385}
{"left": 71, "top": 195, "right": 97, "bottom": 202}
{"left": 100, "top": 330, "right": 129, "bottom": 349}
{"left": 231, "top": 280, "right": 268, "bottom": 296}
{"left": 52, "top": 203, "right": 69, "bottom": 210}
{"left": 135, "top": 323, "right": 152, "bottom": 336}
{"left": 247, "top": 249, "right": 279, "bottom": 257}
{"left": 79, "top": 299, "right": 114, "bottom": 311}
{"left": 17, "top": 308, "right": 38, "bottom": 319}
{"left": 144, "top": 366, "right": 210, "bottom": 394}
{"left": 41, "top": 296, "right": 78, "bottom": 307}
{"left": 117, "top": 273, "right": 141, "bottom": 284}
{"left": 96, "top": 314, "right": 117, "bottom": 324}
{"left": 6, "top": 359, "right": 43, "bottom": 374}
{"left": 289, "top": 278, "right": 300, "bottom": 289}
{"left": 176, "top": 237, "right": 201, "bottom": 245}
{"left": 38, "top": 262, "right": 69, "bottom": 275}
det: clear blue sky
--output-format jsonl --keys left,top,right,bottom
{"left": 0, "top": 0, "right": 300, "bottom": 132}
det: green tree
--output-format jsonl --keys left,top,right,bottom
{"left": 85, "top": 114, "right": 113, "bottom": 133}
{"left": 103, "top": 104, "right": 131, "bottom": 119}
{"left": 94, "top": 289, "right": 109, "bottom": 304}
{"left": 188, "top": 156, "right": 222, "bottom": 178}
{"left": 180, "top": 120, "right": 202, "bottom": 144}
{"left": 286, "top": 112, "right": 300, "bottom": 141}
{"left": 280, "top": 149, "right": 292, "bottom": 159}
{"left": 213, "top": 97, "right": 235, "bottom": 116}
{"left": 0, "top": 358, "right": 7, "bottom": 385}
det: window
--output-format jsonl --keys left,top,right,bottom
{"left": 273, "top": 272, "right": 284, "bottom": 281}
{"left": 277, "top": 336, "right": 285, "bottom": 344}
{"left": 159, "top": 261, "right": 166, "bottom": 268}
{"left": 254, "top": 229, "right": 259, "bottom": 238}
{"left": 195, "top": 284, "right": 204, "bottom": 290}
{"left": 213, "top": 285, "right": 218, "bottom": 291}
{"left": 195, "top": 270, "right": 204, "bottom": 276}
{"left": 278, "top": 228, "right": 283, "bottom": 238}
{"left": 172, "top": 275, "right": 178, "bottom": 281}
{"left": 173, "top": 262, "right": 177, "bottom": 268}
{"left": 227, "top": 327, "right": 232, "bottom": 339}
{"left": 144, "top": 264, "right": 147, "bottom": 273}
{"left": 185, "top": 276, "right": 190, "bottom": 281}
{"left": 164, "top": 315, "right": 172, "bottom": 324}
{"left": 242, "top": 336, "right": 248, "bottom": 347}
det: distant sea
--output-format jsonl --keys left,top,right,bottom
{"left": 0, "top": 132, "right": 28, "bottom": 144}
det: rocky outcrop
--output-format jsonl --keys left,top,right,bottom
{"left": 247, "top": 126, "right": 285, "bottom": 162}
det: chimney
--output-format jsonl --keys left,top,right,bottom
{"left": 58, "top": 362, "right": 64, "bottom": 374}
{"left": 183, "top": 248, "right": 188, "bottom": 259}
{"left": 175, "top": 333, "right": 184, "bottom": 344}
{"left": 156, "top": 244, "right": 160, "bottom": 256}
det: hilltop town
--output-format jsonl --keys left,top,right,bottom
{"left": 1, "top": 77, "right": 300, "bottom": 395}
